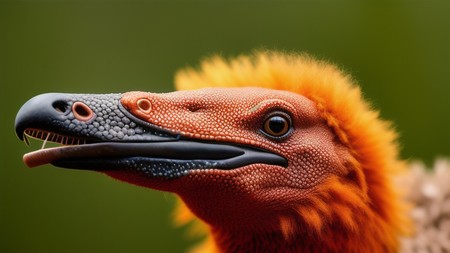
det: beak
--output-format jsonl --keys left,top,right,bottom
{"left": 15, "top": 93, "right": 287, "bottom": 178}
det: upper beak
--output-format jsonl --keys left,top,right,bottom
{"left": 15, "top": 93, "right": 74, "bottom": 141}
{"left": 15, "top": 92, "right": 288, "bottom": 177}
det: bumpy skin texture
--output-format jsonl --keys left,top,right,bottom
{"left": 108, "top": 50, "right": 408, "bottom": 253}
{"left": 17, "top": 51, "right": 409, "bottom": 253}
{"left": 115, "top": 88, "right": 400, "bottom": 253}
{"left": 118, "top": 88, "right": 350, "bottom": 230}
{"left": 168, "top": 52, "right": 409, "bottom": 253}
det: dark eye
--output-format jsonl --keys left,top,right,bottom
{"left": 262, "top": 113, "right": 291, "bottom": 138}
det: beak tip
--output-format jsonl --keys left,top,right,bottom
{"left": 14, "top": 92, "right": 66, "bottom": 143}
{"left": 14, "top": 120, "right": 25, "bottom": 141}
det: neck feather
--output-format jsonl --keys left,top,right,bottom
{"left": 210, "top": 212, "right": 398, "bottom": 253}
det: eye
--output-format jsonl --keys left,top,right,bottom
{"left": 137, "top": 98, "right": 152, "bottom": 113}
{"left": 262, "top": 112, "right": 292, "bottom": 138}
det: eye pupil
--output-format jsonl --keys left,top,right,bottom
{"left": 262, "top": 114, "right": 291, "bottom": 138}
{"left": 268, "top": 116, "right": 286, "bottom": 134}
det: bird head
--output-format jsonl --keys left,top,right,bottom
{"left": 114, "top": 87, "right": 352, "bottom": 230}
{"left": 15, "top": 51, "right": 409, "bottom": 251}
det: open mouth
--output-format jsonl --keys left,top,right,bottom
{"left": 22, "top": 129, "right": 286, "bottom": 175}
{"left": 21, "top": 129, "right": 287, "bottom": 179}
{"left": 15, "top": 93, "right": 287, "bottom": 179}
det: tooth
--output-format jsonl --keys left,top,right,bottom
{"left": 24, "top": 135, "right": 30, "bottom": 146}
{"left": 41, "top": 133, "right": 50, "bottom": 149}
{"left": 50, "top": 134, "right": 56, "bottom": 142}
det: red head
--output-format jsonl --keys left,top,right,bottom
{"left": 15, "top": 52, "right": 409, "bottom": 253}
{"left": 114, "top": 87, "right": 351, "bottom": 231}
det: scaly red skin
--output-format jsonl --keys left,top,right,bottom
{"left": 101, "top": 87, "right": 397, "bottom": 253}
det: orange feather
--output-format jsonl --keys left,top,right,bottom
{"left": 174, "top": 51, "right": 411, "bottom": 252}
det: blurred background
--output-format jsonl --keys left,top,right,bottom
{"left": 0, "top": 0, "right": 449, "bottom": 252}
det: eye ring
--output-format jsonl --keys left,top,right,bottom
{"left": 137, "top": 98, "right": 152, "bottom": 113}
{"left": 261, "top": 112, "right": 292, "bottom": 139}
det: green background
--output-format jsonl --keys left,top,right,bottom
{"left": 1, "top": 1, "right": 449, "bottom": 252}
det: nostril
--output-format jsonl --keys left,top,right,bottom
{"left": 186, "top": 104, "right": 203, "bottom": 112}
{"left": 72, "top": 102, "right": 95, "bottom": 121}
{"left": 137, "top": 98, "right": 152, "bottom": 113}
{"left": 52, "top": 100, "right": 70, "bottom": 114}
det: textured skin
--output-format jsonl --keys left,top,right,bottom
{"left": 117, "top": 88, "right": 349, "bottom": 226}
{"left": 171, "top": 52, "right": 409, "bottom": 253}
{"left": 17, "top": 51, "right": 410, "bottom": 252}
{"left": 104, "top": 79, "right": 406, "bottom": 252}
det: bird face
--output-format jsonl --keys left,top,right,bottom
{"left": 115, "top": 87, "right": 351, "bottom": 228}
{"left": 15, "top": 51, "right": 408, "bottom": 253}
{"left": 15, "top": 87, "right": 352, "bottom": 229}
